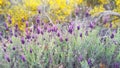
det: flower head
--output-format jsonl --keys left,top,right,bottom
{"left": 44, "top": 24, "right": 48, "bottom": 30}
{"left": 21, "top": 37, "right": 25, "bottom": 44}
{"left": 4, "top": 23, "right": 8, "bottom": 28}
{"left": 75, "top": 7, "right": 80, "bottom": 16}
{"left": 47, "top": 28, "right": 52, "bottom": 33}
{"left": 37, "top": 26, "right": 41, "bottom": 34}
{"left": 87, "top": 58, "right": 92, "bottom": 66}
{"left": 60, "top": 36, "right": 63, "bottom": 42}
{"left": 9, "top": 38, "right": 13, "bottom": 43}
{"left": 0, "top": 31, "right": 3, "bottom": 36}
{"left": 85, "top": 12, "right": 90, "bottom": 17}
{"left": 78, "top": 55, "right": 83, "bottom": 62}
{"left": 57, "top": 31, "right": 60, "bottom": 37}
{"left": 89, "top": 22, "right": 94, "bottom": 29}
{"left": 38, "top": 8, "right": 41, "bottom": 14}
{"left": 26, "top": 34, "right": 31, "bottom": 39}
{"left": 52, "top": 25, "right": 58, "bottom": 32}
{"left": 3, "top": 48, "right": 6, "bottom": 52}
{"left": 20, "top": 54, "right": 26, "bottom": 62}
{"left": 85, "top": 31, "right": 88, "bottom": 36}
{"left": 14, "top": 33, "right": 18, "bottom": 37}
{"left": 65, "top": 38, "right": 68, "bottom": 42}
{"left": 30, "top": 48, "right": 32, "bottom": 53}
{"left": 12, "top": 47, "right": 16, "bottom": 50}
{"left": 4, "top": 55, "right": 10, "bottom": 62}
{"left": 77, "top": 25, "right": 80, "bottom": 30}
{"left": 3, "top": 43, "right": 6, "bottom": 47}
{"left": 68, "top": 26, "right": 73, "bottom": 34}
{"left": 113, "top": 62, "right": 119, "bottom": 68}
{"left": 26, "top": 21, "right": 29, "bottom": 27}
{"left": 110, "top": 23, "right": 112, "bottom": 28}
{"left": 80, "top": 33, "right": 82, "bottom": 38}
{"left": 8, "top": 19, "right": 12, "bottom": 24}
{"left": 9, "top": 29, "right": 13, "bottom": 36}
{"left": 36, "top": 17, "right": 40, "bottom": 24}
{"left": 110, "top": 33, "right": 114, "bottom": 39}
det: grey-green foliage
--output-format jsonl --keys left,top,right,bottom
{"left": 1, "top": 26, "right": 120, "bottom": 68}
{"left": 81, "top": 60, "right": 89, "bottom": 68}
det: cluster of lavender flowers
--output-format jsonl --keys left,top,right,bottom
{"left": 0, "top": 10, "right": 120, "bottom": 68}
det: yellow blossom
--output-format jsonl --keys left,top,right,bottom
{"left": 48, "top": 0, "right": 79, "bottom": 23}
{"left": 99, "top": 0, "right": 108, "bottom": 4}
{"left": 116, "top": 0, "right": 120, "bottom": 6}
{"left": 76, "top": 0, "right": 83, "bottom": 4}
{"left": 90, "top": 5, "right": 105, "bottom": 15}
{"left": 7, "top": 5, "right": 29, "bottom": 30}
{"left": 0, "top": 0, "right": 3, "bottom": 5}
{"left": 24, "top": 0, "right": 41, "bottom": 11}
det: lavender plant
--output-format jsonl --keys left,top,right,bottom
{"left": 0, "top": 18, "right": 119, "bottom": 68}
{"left": 0, "top": 0, "right": 120, "bottom": 68}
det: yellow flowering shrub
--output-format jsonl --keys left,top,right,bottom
{"left": 48, "top": 0, "right": 71, "bottom": 22}
{"left": 89, "top": 0, "right": 120, "bottom": 29}
{"left": 1, "top": 0, "right": 84, "bottom": 29}
{"left": 48, "top": 0, "right": 83, "bottom": 23}
{"left": 86, "top": 0, "right": 109, "bottom": 7}
{"left": 23, "top": 0, "right": 41, "bottom": 11}
{"left": 109, "top": 0, "right": 120, "bottom": 28}
{"left": 0, "top": 0, "right": 10, "bottom": 7}
{"left": 116, "top": 0, "right": 120, "bottom": 6}
{"left": 114, "top": 0, "right": 120, "bottom": 13}
{"left": 0, "top": 0, "right": 3, "bottom": 5}
{"left": 0, "top": 0, "right": 10, "bottom": 14}
{"left": 7, "top": 5, "right": 29, "bottom": 31}
{"left": 90, "top": 5, "right": 105, "bottom": 15}
{"left": 99, "top": 0, "right": 109, "bottom": 4}
{"left": 2, "top": 0, "right": 120, "bottom": 30}
{"left": 5, "top": 0, "right": 41, "bottom": 31}
{"left": 76, "top": 0, "right": 83, "bottom": 4}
